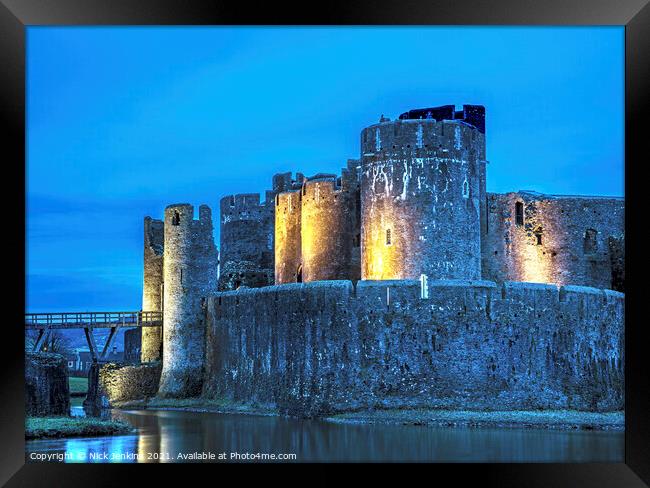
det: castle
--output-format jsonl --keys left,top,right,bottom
{"left": 137, "top": 105, "right": 625, "bottom": 415}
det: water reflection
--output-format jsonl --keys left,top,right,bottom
{"left": 26, "top": 409, "right": 624, "bottom": 463}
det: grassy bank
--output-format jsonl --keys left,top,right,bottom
{"left": 113, "top": 397, "right": 623, "bottom": 431}
{"left": 69, "top": 376, "right": 88, "bottom": 397}
{"left": 26, "top": 416, "right": 134, "bottom": 439}
{"left": 326, "top": 409, "right": 625, "bottom": 431}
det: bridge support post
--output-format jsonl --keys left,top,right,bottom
{"left": 100, "top": 325, "right": 121, "bottom": 360}
{"left": 33, "top": 328, "right": 51, "bottom": 352}
{"left": 84, "top": 327, "right": 99, "bottom": 362}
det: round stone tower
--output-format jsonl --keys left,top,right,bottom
{"left": 158, "top": 203, "right": 218, "bottom": 398}
{"left": 141, "top": 216, "right": 164, "bottom": 362}
{"left": 360, "top": 105, "right": 486, "bottom": 280}
{"left": 274, "top": 190, "right": 302, "bottom": 284}
{"left": 301, "top": 174, "right": 359, "bottom": 282}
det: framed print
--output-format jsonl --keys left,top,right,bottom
{"left": 1, "top": 0, "right": 648, "bottom": 485}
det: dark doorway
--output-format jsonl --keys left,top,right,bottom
{"left": 296, "top": 264, "right": 303, "bottom": 283}
{"left": 515, "top": 202, "right": 524, "bottom": 226}
{"left": 584, "top": 228, "right": 598, "bottom": 253}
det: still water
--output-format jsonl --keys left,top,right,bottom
{"left": 26, "top": 409, "right": 623, "bottom": 463}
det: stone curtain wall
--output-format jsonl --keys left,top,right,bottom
{"left": 203, "top": 280, "right": 623, "bottom": 417}
{"left": 482, "top": 192, "right": 625, "bottom": 289}
{"left": 25, "top": 352, "right": 70, "bottom": 416}
{"left": 85, "top": 362, "right": 162, "bottom": 412}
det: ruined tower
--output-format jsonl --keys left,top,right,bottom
{"left": 218, "top": 193, "right": 275, "bottom": 290}
{"left": 158, "top": 204, "right": 218, "bottom": 398}
{"left": 141, "top": 216, "right": 164, "bottom": 362}
{"left": 360, "top": 105, "right": 486, "bottom": 280}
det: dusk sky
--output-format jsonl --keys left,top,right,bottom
{"left": 27, "top": 26, "right": 624, "bottom": 312}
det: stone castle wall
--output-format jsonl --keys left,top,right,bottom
{"left": 202, "top": 280, "right": 624, "bottom": 417}
{"left": 360, "top": 119, "right": 486, "bottom": 280}
{"left": 219, "top": 193, "right": 275, "bottom": 290}
{"left": 25, "top": 352, "right": 70, "bottom": 416}
{"left": 481, "top": 192, "right": 625, "bottom": 290}
{"left": 158, "top": 204, "right": 218, "bottom": 398}
{"left": 85, "top": 362, "right": 162, "bottom": 414}
{"left": 141, "top": 216, "right": 164, "bottom": 362}
{"left": 124, "top": 327, "right": 142, "bottom": 363}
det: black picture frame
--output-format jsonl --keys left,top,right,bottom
{"left": 1, "top": 0, "right": 647, "bottom": 484}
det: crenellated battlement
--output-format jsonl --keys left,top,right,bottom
{"left": 361, "top": 116, "right": 486, "bottom": 160}
{"left": 219, "top": 193, "right": 271, "bottom": 221}
{"left": 301, "top": 175, "right": 341, "bottom": 199}
{"left": 272, "top": 172, "right": 305, "bottom": 193}
{"left": 397, "top": 104, "right": 485, "bottom": 133}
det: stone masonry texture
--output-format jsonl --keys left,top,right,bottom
{"left": 143, "top": 105, "right": 624, "bottom": 416}
{"left": 158, "top": 204, "right": 218, "bottom": 398}
{"left": 219, "top": 193, "right": 275, "bottom": 290}
{"left": 360, "top": 118, "right": 486, "bottom": 280}
{"left": 85, "top": 362, "right": 162, "bottom": 413}
{"left": 141, "top": 216, "right": 164, "bottom": 362}
{"left": 482, "top": 192, "right": 624, "bottom": 289}
{"left": 203, "top": 280, "right": 624, "bottom": 418}
{"left": 25, "top": 352, "right": 70, "bottom": 416}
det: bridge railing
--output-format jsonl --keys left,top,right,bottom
{"left": 25, "top": 311, "right": 163, "bottom": 329}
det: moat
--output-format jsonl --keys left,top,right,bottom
{"left": 25, "top": 409, "right": 624, "bottom": 463}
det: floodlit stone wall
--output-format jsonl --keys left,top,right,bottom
{"left": 481, "top": 191, "right": 625, "bottom": 290}
{"left": 85, "top": 361, "right": 162, "bottom": 412}
{"left": 141, "top": 216, "right": 164, "bottom": 362}
{"left": 203, "top": 280, "right": 624, "bottom": 417}
{"left": 360, "top": 119, "right": 486, "bottom": 280}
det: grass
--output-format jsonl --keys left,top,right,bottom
{"left": 26, "top": 416, "right": 133, "bottom": 439}
{"left": 327, "top": 409, "right": 625, "bottom": 430}
{"left": 70, "top": 396, "right": 84, "bottom": 407}
{"left": 68, "top": 377, "right": 88, "bottom": 396}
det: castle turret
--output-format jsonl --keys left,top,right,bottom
{"left": 141, "top": 216, "right": 164, "bottom": 362}
{"left": 218, "top": 194, "right": 274, "bottom": 290}
{"left": 158, "top": 204, "right": 218, "bottom": 398}
{"left": 360, "top": 105, "right": 486, "bottom": 280}
{"left": 274, "top": 190, "right": 302, "bottom": 284}
{"left": 300, "top": 167, "right": 360, "bottom": 282}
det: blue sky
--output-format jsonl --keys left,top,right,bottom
{"left": 26, "top": 26, "right": 624, "bottom": 312}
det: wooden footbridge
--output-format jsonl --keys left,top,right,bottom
{"left": 25, "top": 311, "right": 162, "bottom": 361}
